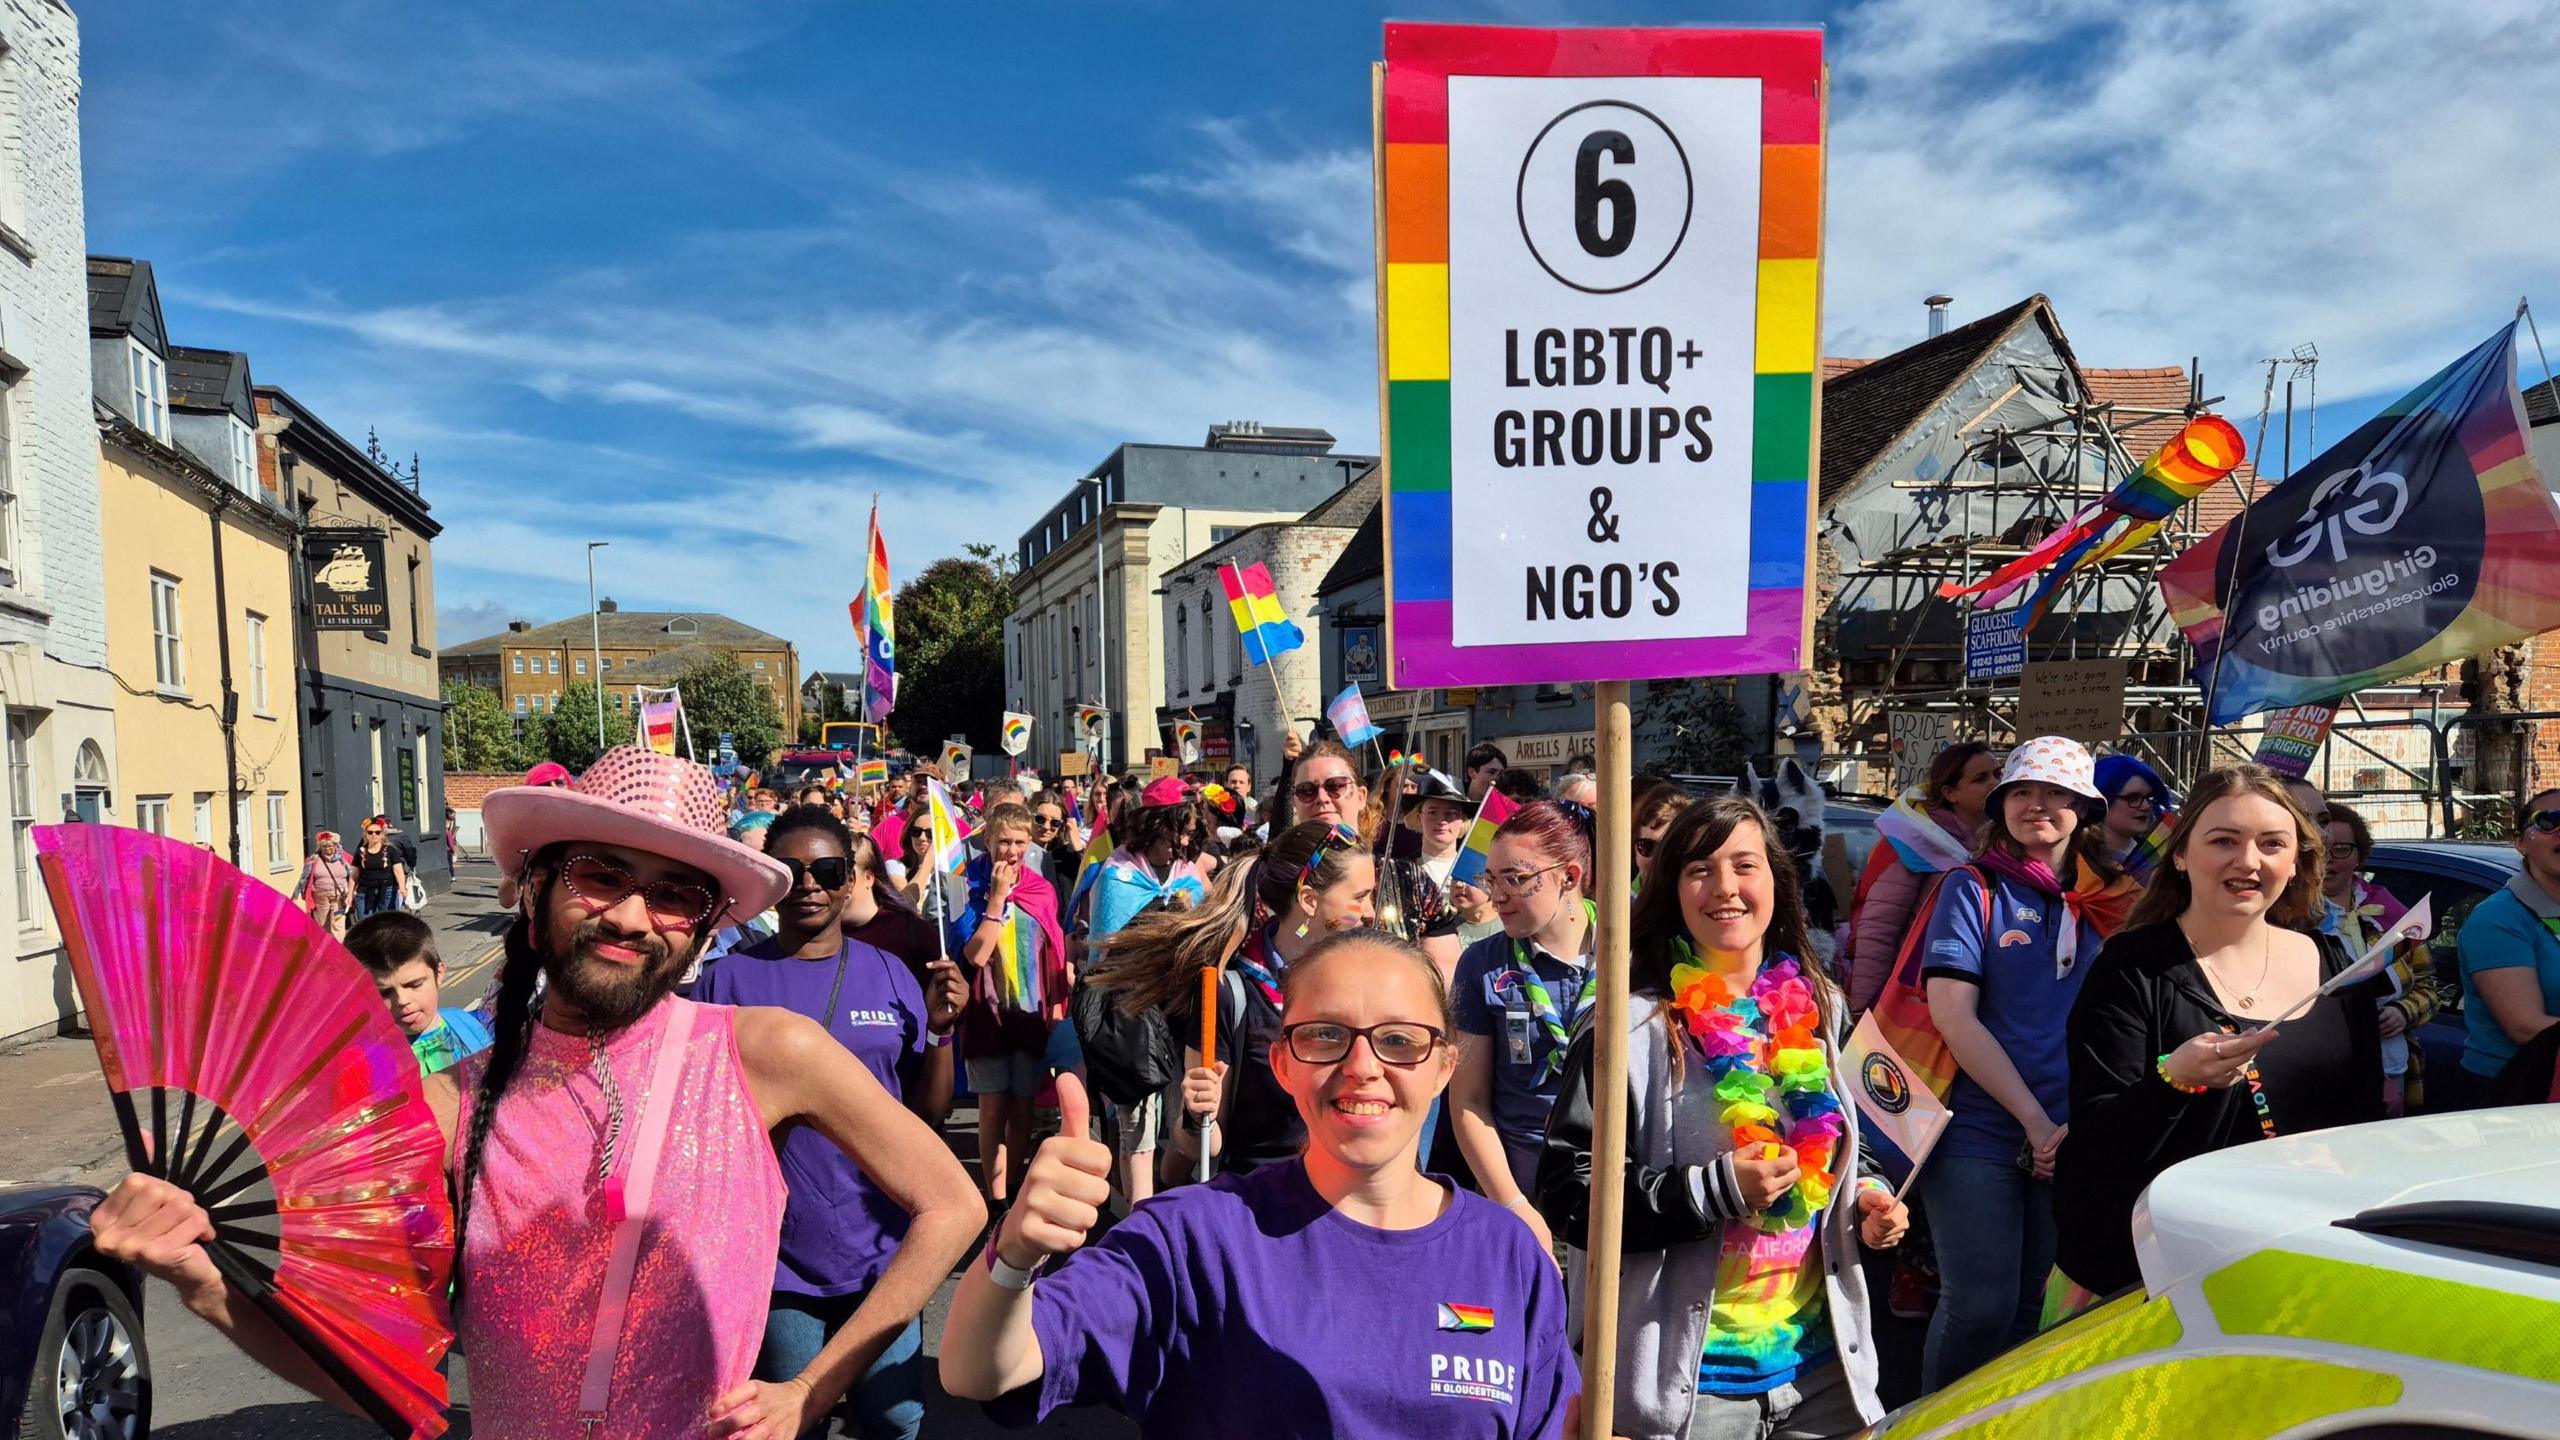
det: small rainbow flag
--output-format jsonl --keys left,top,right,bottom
{"left": 1219, "top": 561, "right": 1303, "bottom": 667}
{"left": 994, "top": 904, "right": 1044, "bottom": 1012}
{"left": 1436, "top": 1303, "right": 1495, "bottom": 1333}
{"left": 1447, "top": 789, "right": 1518, "bottom": 888}
{"left": 638, "top": 701, "right": 679, "bottom": 756}
{"left": 857, "top": 758, "right": 889, "bottom": 787}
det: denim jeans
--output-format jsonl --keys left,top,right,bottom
{"left": 1687, "top": 1359, "right": 1865, "bottom": 1439}
{"left": 1919, "top": 1154, "right": 2054, "bottom": 1393}
{"left": 354, "top": 886, "right": 401, "bottom": 920}
{"left": 756, "top": 1289, "right": 924, "bottom": 1440}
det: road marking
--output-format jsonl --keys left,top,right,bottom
{"left": 447, "top": 940, "right": 504, "bottom": 989}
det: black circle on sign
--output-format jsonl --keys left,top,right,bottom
{"left": 1515, "top": 99, "right": 1694, "bottom": 296}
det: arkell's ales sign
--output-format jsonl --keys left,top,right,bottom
{"left": 305, "top": 530, "right": 390, "bottom": 631}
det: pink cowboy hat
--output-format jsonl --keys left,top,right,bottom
{"left": 483, "top": 745, "right": 790, "bottom": 928}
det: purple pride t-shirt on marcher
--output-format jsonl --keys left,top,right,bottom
{"left": 695, "top": 934, "right": 929, "bottom": 1296}
{"left": 1006, "top": 1158, "right": 1577, "bottom": 1438}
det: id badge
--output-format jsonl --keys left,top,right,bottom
{"left": 1503, "top": 1009, "right": 1536, "bottom": 1067}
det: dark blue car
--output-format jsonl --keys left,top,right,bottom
{"left": 2363, "top": 840, "right": 2523, "bottom": 1110}
{"left": 2, "top": 1182, "right": 148, "bottom": 1439}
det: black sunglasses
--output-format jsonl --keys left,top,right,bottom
{"left": 776, "top": 855, "right": 853, "bottom": 891}
{"left": 2523, "top": 809, "right": 2560, "bottom": 838}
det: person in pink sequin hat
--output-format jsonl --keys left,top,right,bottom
{"left": 91, "top": 745, "right": 985, "bottom": 1440}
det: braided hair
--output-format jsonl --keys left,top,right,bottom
{"left": 449, "top": 849, "right": 558, "bottom": 1305}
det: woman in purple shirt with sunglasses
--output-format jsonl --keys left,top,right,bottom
{"left": 941, "top": 929, "right": 1582, "bottom": 1438}
{"left": 697, "top": 804, "right": 967, "bottom": 1440}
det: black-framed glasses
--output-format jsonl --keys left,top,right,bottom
{"left": 1483, "top": 859, "right": 1570, "bottom": 898}
{"left": 2523, "top": 809, "right": 2560, "bottom": 837}
{"left": 2323, "top": 841, "right": 2362, "bottom": 860}
{"left": 776, "top": 855, "right": 852, "bottom": 892}
{"left": 2111, "top": 791, "right": 2157, "bottom": 810}
{"left": 559, "top": 852, "right": 719, "bottom": 931}
{"left": 1281, "top": 1020, "right": 1446, "bottom": 1067}
{"left": 1291, "top": 775, "right": 1358, "bottom": 804}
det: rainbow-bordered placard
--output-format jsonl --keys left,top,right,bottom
{"left": 1377, "top": 24, "right": 1822, "bottom": 688}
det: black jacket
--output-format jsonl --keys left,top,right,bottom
{"left": 2053, "top": 921, "right": 2386, "bottom": 1294}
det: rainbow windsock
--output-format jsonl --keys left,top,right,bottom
{"left": 1447, "top": 789, "right": 1519, "bottom": 888}
{"left": 994, "top": 904, "right": 1044, "bottom": 1012}
{"left": 1219, "top": 561, "right": 1304, "bottom": 666}
{"left": 1941, "top": 415, "right": 2245, "bottom": 628}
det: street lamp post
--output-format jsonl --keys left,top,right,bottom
{"left": 1079, "top": 474, "right": 1109, "bottom": 773}
{"left": 587, "top": 541, "right": 609, "bottom": 754}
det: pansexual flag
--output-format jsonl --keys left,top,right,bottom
{"left": 925, "top": 777, "right": 974, "bottom": 877}
{"left": 638, "top": 701, "right": 679, "bottom": 756}
{"left": 1327, "top": 683, "right": 1384, "bottom": 748}
{"left": 1219, "top": 561, "right": 1303, "bottom": 666}
{"left": 1842, "top": 1010, "right": 1953, "bottom": 1192}
{"left": 1447, "top": 789, "right": 1519, "bottom": 888}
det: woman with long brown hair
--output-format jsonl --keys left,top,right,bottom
{"left": 1536, "top": 795, "right": 1905, "bottom": 1440}
{"left": 2054, "top": 764, "right": 2385, "bottom": 1296}
{"left": 1090, "top": 820, "right": 1379, "bottom": 1177}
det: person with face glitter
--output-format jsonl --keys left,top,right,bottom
{"left": 87, "top": 746, "right": 985, "bottom": 1439}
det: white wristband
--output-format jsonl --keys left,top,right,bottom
{"left": 984, "top": 1233, "right": 1045, "bottom": 1292}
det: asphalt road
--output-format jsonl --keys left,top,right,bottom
{"left": 4, "top": 858, "right": 1135, "bottom": 1439}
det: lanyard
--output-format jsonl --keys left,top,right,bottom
{"left": 1230, "top": 930, "right": 1285, "bottom": 1009}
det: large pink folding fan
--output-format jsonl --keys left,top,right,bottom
{"left": 38, "top": 824, "right": 454, "bottom": 1438}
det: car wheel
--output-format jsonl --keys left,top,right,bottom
{"left": 18, "top": 1267, "right": 149, "bottom": 1440}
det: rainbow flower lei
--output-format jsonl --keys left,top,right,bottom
{"left": 1667, "top": 944, "right": 1844, "bottom": 1233}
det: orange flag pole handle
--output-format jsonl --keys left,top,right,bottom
{"left": 1197, "top": 965, "right": 1220, "bottom": 1184}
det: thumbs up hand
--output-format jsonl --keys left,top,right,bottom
{"left": 998, "top": 1072, "right": 1118, "bottom": 1268}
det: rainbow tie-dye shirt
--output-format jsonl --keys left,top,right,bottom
{"left": 1696, "top": 1219, "right": 1828, "bottom": 1394}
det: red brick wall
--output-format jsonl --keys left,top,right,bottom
{"left": 444, "top": 773, "right": 518, "bottom": 811}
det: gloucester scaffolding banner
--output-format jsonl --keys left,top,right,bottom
{"left": 1376, "top": 23, "right": 1823, "bottom": 687}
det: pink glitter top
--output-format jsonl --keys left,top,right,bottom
{"left": 453, "top": 998, "right": 786, "bottom": 1438}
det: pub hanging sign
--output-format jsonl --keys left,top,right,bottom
{"left": 304, "top": 529, "right": 390, "bottom": 631}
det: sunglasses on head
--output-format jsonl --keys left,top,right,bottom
{"left": 1299, "top": 821, "right": 1361, "bottom": 882}
{"left": 776, "top": 855, "right": 852, "bottom": 891}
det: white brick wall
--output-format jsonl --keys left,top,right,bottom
{"left": 0, "top": 0, "right": 105, "bottom": 669}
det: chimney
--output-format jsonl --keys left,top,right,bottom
{"left": 598, "top": 597, "right": 619, "bottom": 613}
{"left": 1925, "top": 294, "right": 1954, "bottom": 339}
{"left": 507, "top": 619, "right": 530, "bottom": 633}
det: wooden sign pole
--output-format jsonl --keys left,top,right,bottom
{"left": 1580, "top": 679, "right": 1633, "bottom": 1440}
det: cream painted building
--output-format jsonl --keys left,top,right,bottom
{"left": 1006, "top": 424, "right": 1372, "bottom": 773}
{"left": 0, "top": 4, "right": 124, "bottom": 1041}
{"left": 91, "top": 259, "right": 303, "bottom": 889}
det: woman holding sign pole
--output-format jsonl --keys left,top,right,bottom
{"left": 2053, "top": 765, "right": 2385, "bottom": 1297}
{"left": 1534, "top": 795, "right": 1907, "bottom": 1440}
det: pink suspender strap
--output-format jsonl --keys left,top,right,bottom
{"left": 574, "top": 1000, "right": 698, "bottom": 1431}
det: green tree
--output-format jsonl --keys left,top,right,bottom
{"left": 1640, "top": 680, "right": 1752, "bottom": 776}
{"left": 443, "top": 682, "right": 528, "bottom": 772}
{"left": 665, "top": 653, "right": 784, "bottom": 767}
{"left": 540, "top": 681, "right": 636, "bottom": 770}
{"left": 893, "top": 545, "right": 1013, "bottom": 757}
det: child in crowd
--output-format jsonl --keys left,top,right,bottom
{"left": 346, "top": 911, "right": 493, "bottom": 1074}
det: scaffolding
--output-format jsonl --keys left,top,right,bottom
{"left": 1825, "top": 358, "right": 2221, "bottom": 767}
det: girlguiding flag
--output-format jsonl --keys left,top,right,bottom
{"left": 1842, "top": 1010, "right": 1952, "bottom": 1192}
{"left": 1220, "top": 561, "right": 1304, "bottom": 666}
{"left": 2163, "top": 323, "right": 2560, "bottom": 722}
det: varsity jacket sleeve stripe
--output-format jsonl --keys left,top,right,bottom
{"left": 1532, "top": 1027, "right": 1754, "bottom": 1255}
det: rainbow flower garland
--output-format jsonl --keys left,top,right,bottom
{"left": 1668, "top": 945, "right": 1844, "bottom": 1233}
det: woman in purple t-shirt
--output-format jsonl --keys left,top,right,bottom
{"left": 696, "top": 804, "right": 970, "bottom": 1440}
{"left": 941, "top": 929, "right": 1580, "bottom": 1438}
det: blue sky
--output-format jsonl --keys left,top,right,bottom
{"left": 78, "top": 0, "right": 2560, "bottom": 671}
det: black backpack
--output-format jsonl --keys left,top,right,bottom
{"left": 1071, "top": 966, "right": 1176, "bottom": 1107}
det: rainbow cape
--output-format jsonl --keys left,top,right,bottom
{"left": 993, "top": 904, "right": 1044, "bottom": 1012}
